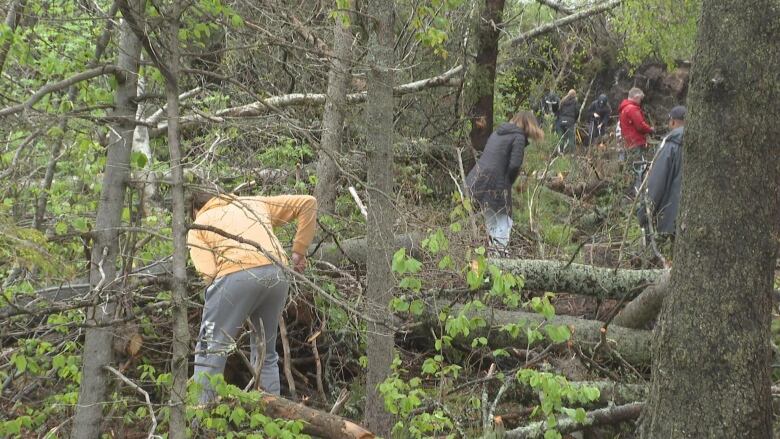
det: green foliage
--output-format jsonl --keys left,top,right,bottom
{"left": 405, "top": 0, "right": 466, "bottom": 58}
{"left": 187, "top": 376, "right": 309, "bottom": 438}
{"left": 615, "top": 0, "right": 701, "bottom": 67}
{"left": 516, "top": 369, "right": 601, "bottom": 437}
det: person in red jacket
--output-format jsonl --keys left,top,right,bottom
{"left": 618, "top": 87, "right": 654, "bottom": 150}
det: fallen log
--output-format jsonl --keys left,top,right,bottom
{"left": 308, "top": 232, "right": 422, "bottom": 267}
{"left": 260, "top": 393, "right": 374, "bottom": 438}
{"left": 611, "top": 271, "right": 780, "bottom": 329}
{"left": 611, "top": 271, "right": 670, "bottom": 329}
{"left": 504, "top": 402, "right": 643, "bottom": 439}
{"left": 489, "top": 259, "right": 663, "bottom": 300}
{"left": 545, "top": 177, "right": 608, "bottom": 201}
{"left": 444, "top": 304, "right": 652, "bottom": 367}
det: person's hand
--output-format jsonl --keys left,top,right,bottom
{"left": 291, "top": 252, "right": 307, "bottom": 273}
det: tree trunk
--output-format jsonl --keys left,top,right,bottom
{"left": 163, "top": 3, "right": 189, "bottom": 437}
{"left": 363, "top": 0, "right": 396, "bottom": 435}
{"left": 465, "top": 0, "right": 505, "bottom": 151}
{"left": 0, "top": 0, "right": 25, "bottom": 77}
{"left": 71, "top": 3, "right": 142, "bottom": 437}
{"left": 314, "top": 9, "right": 353, "bottom": 215}
{"left": 640, "top": 2, "right": 780, "bottom": 437}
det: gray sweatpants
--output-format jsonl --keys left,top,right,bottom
{"left": 193, "top": 264, "right": 289, "bottom": 402}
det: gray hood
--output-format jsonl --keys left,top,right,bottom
{"left": 495, "top": 122, "right": 524, "bottom": 136}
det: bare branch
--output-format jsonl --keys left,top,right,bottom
{"left": 505, "top": 402, "right": 643, "bottom": 438}
{"left": 535, "top": 0, "right": 574, "bottom": 15}
{"left": 156, "top": 65, "right": 464, "bottom": 130}
{"left": 0, "top": 65, "right": 121, "bottom": 117}
{"left": 104, "top": 365, "right": 159, "bottom": 439}
{"left": 509, "top": 0, "right": 624, "bottom": 46}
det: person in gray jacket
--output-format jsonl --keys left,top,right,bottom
{"left": 637, "top": 105, "right": 686, "bottom": 237}
{"left": 466, "top": 111, "right": 544, "bottom": 253}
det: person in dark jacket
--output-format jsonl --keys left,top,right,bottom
{"left": 587, "top": 94, "right": 611, "bottom": 146}
{"left": 555, "top": 89, "right": 579, "bottom": 153}
{"left": 637, "top": 105, "right": 686, "bottom": 239}
{"left": 466, "top": 111, "right": 545, "bottom": 253}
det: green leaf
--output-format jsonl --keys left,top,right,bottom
{"left": 409, "top": 299, "right": 424, "bottom": 316}
{"left": 544, "top": 324, "right": 571, "bottom": 343}
{"left": 12, "top": 354, "right": 27, "bottom": 373}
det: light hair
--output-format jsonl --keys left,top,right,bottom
{"left": 510, "top": 111, "right": 545, "bottom": 141}
{"left": 628, "top": 87, "right": 645, "bottom": 100}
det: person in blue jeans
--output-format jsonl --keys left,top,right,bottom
{"left": 466, "top": 111, "right": 544, "bottom": 255}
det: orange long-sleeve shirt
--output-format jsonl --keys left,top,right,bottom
{"left": 187, "top": 195, "right": 317, "bottom": 283}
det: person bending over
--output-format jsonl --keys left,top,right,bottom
{"left": 187, "top": 191, "right": 317, "bottom": 402}
{"left": 466, "top": 111, "right": 544, "bottom": 255}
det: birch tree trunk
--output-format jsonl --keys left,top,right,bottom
{"left": 363, "top": 0, "right": 396, "bottom": 435}
{"left": 640, "top": 1, "right": 780, "bottom": 437}
{"left": 314, "top": 8, "right": 353, "bottom": 214}
{"left": 71, "top": 2, "right": 142, "bottom": 437}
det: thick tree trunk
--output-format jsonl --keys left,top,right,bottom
{"left": 640, "top": 2, "right": 780, "bottom": 437}
{"left": 363, "top": 0, "right": 396, "bottom": 435}
{"left": 71, "top": 3, "right": 142, "bottom": 437}
{"left": 163, "top": 3, "right": 189, "bottom": 437}
{"left": 465, "top": 0, "right": 505, "bottom": 151}
{"left": 314, "top": 10, "right": 353, "bottom": 215}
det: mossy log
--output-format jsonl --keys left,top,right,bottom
{"left": 444, "top": 304, "right": 652, "bottom": 367}
{"left": 489, "top": 259, "right": 664, "bottom": 300}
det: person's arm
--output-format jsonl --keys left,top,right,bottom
{"left": 630, "top": 107, "right": 653, "bottom": 134}
{"left": 187, "top": 229, "right": 218, "bottom": 282}
{"left": 506, "top": 135, "right": 527, "bottom": 183}
{"left": 262, "top": 195, "right": 318, "bottom": 263}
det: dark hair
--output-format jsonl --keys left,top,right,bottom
{"left": 190, "top": 189, "right": 215, "bottom": 213}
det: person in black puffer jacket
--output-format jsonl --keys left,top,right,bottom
{"left": 466, "top": 111, "right": 545, "bottom": 254}
{"left": 555, "top": 89, "right": 579, "bottom": 153}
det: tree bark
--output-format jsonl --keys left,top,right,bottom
{"left": 71, "top": 3, "right": 142, "bottom": 437}
{"left": 639, "top": 1, "right": 780, "bottom": 437}
{"left": 441, "top": 304, "right": 652, "bottom": 367}
{"left": 506, "top": 402, "right": 643, "bottom": 438}
{"left": 161, "top": 2, "right": 189, "bottom": 437}
{"left": 490, "top": 258, "right": 662, "bottom": 299}
{"left": 261, "top": 393, "right": 374, "bottom": 438}
{"left": 465, "top": 0, "right": 505, "bottom": 151}
{"left": 363, "top": 0, "right": 396, "bottom": 435}
{"left": 314, "top": 9, "right": 353, "bottom": 214}
{"left": 611, "top": 271, "right": 669, "bottom": 329}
